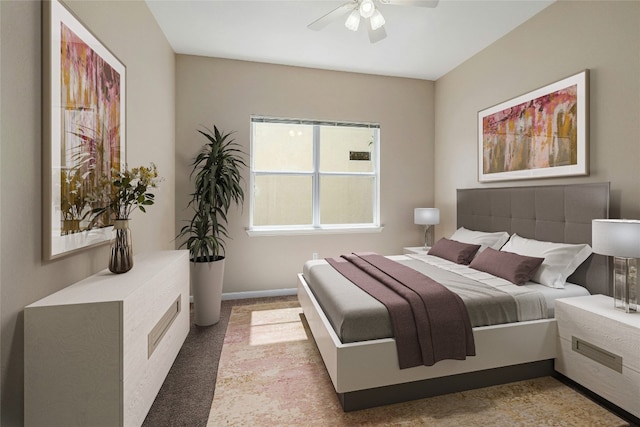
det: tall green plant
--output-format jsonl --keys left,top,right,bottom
{"left": 178, "top": 126, "right": 246, "bottom": 262}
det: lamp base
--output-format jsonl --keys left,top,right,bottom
{"left": 613, "top": 257, "right": 637, "bottom": 313}
{"left": 423, "top": 225, "right": 435, "bottom": 250}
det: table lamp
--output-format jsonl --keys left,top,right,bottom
{"left": 592, "top": 219, "right": 640, "bottom": 313}
{"left": 414, "top": 208, "right": 440, "bottom": 250}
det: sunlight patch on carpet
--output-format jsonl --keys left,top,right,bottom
{"left": 249, "top": 307, "right": 308, "bottom": 346}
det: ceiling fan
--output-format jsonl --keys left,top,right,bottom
{"left": 308, "top": 0, "right": 439, "bottom": 44}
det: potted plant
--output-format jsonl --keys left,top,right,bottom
{"left": 177, "top": 125, "right": 246, "bottom": 326}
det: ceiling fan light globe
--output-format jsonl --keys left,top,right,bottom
{"left": 370, "top": 10, "right": 386, "bottom": 30}
{"left": 345, "top": 10, "right": 361, "bottom": 31}
{"left": 359, "top": 0, "right": 376, "bottom": 18}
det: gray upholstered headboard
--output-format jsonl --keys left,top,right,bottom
{"left": 457, "top": 182, "right": 610, "bottom": 296}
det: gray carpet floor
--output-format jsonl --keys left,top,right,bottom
{"left": 142, "top": 295, "right": 297, "bottom": 427}
{"left": 142, "top": 295, "right": 637, "bottom": 427}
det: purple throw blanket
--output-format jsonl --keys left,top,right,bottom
{"left": 325, "top": 252, "right": 475, "bottom": 369}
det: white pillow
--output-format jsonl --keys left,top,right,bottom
{"left": 500, "top": 234, "right": 592, "bottom": 289}
{"left": 449, "top": 227, "right": 510, "bottom": 254}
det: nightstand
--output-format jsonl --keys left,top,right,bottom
{"left": 555, "top": 294, "right": 640, "bottom": 419}
{"left": 403, "top": 246, "right": 430, "bottom": 255}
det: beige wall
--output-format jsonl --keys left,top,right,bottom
{"left": 4, "top": 0, "right": 634, "bottom": 424}
{"left": 434, "top": 0, "right": 640, "bottom": 238}
{"left": 176, "top": 55, "right": 435, "bottom": 293}
{"left": 0, "top": 1, "right": 175, "bottom": 424}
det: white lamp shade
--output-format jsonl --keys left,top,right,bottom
{"left": 414, "top": 208, "right": 440, "bottom": 225}
{"left": 370, "top": 10, "right": 385, "bottom": 30}
{"left": 592, "top": 219, "right": 640, "bottom": 258}
{"left": 345, "top": 10, "right": 360, "bottom": 31}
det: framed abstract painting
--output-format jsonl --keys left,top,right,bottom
{"left": 478, "top": 70, "right": 588, "bottom": 183}
{"left": 43, "top": 0, "right": 126, "bottom": 260}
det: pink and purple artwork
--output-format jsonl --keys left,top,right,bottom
{"left": 59, "top": 23, "right": 122, "bottom": 233}
{"left": 482, "top": 85, "right": 578, "bottom": 175}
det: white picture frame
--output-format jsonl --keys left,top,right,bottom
{"left": 43, "top": 0, "right": 126, "bottom": 260}
{"left": 478, "top": 70, "right": 588, "bottom": 183}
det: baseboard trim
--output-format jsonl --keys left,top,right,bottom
{"left": 189, "top": 288, "right": 297, "bottom": 304}
{"left": 222, "top": 288, "right": 298, "bottom": 301}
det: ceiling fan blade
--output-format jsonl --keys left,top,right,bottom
{"left": 308, "top": 2, "right": 357, "bottom": 31}
{"left": 377, "top": 0, "right": 439, "bottom": 7}
{"left": 367, "top": 19, "right": 387, "bottom": 43}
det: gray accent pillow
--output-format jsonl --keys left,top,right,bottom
{"left": 469, "top": 247, "right": 544, "bottom": 285}
{"left": 428, "top": 238, "right": 481, "bottom": 265}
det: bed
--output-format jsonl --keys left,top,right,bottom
{"left": 297, "top": 182, "right": 610, "bottom": 411}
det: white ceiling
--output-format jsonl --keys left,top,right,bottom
{"left": 146, "top": 0, "right": 554, "bottom": 81}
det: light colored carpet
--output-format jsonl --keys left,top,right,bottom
{"left": 208, "top": 300, "right": 629, "bottom": 426}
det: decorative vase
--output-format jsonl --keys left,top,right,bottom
{"left": 109, "top": 219, "right": 133, "bottom": 274}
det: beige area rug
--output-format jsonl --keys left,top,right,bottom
{"left": 208, "top": 301, "right": 629, "bottom": 426}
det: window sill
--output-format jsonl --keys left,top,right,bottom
{"left": 246, "top": 226, "right": 384, "bottom": 237}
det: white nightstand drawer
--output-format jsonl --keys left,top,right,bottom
{"left": 556, "top": 336, "right": 640, "bottom": 418}
{"left": 556, "top": 295, "right": 640, "bottom": 372}
{"left": 555, "top": 294, "right": 640, "bottom": 419}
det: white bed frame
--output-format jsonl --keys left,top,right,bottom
{"left": 298, "top": 273, "right": 556, "bottom": 410}
{"left": 297, "top": 183, "right": 610, "bottom": 411}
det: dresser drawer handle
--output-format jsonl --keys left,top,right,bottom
{"left": 572, "top": 336, "right": 623, "bottom": 373}
{"left": 148, "top": 295, "right": 182, "bottom": 358}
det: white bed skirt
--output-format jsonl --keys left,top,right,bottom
{"left": 297, "top": 273, "right": 557, "bottom": 396}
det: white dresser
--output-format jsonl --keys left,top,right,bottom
{"left": 24, "top": 250, "right": 190, "bottom": 427}
{"left": 555, "top": 294, "right": 640, "bottom": 419}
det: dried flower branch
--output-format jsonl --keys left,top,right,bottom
{"left": 90, "top": 163, "right": 161, "bottom": 222}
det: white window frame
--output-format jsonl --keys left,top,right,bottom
{"left": 247, "top": 116, "right": 382, "bottom": 236}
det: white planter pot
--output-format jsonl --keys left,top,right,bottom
{"left": 190, "top": 257, "right": 225, "bottom": 326}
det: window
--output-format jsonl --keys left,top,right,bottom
{"left": 249, "top": 116, "right": 380, "bottom": 235}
